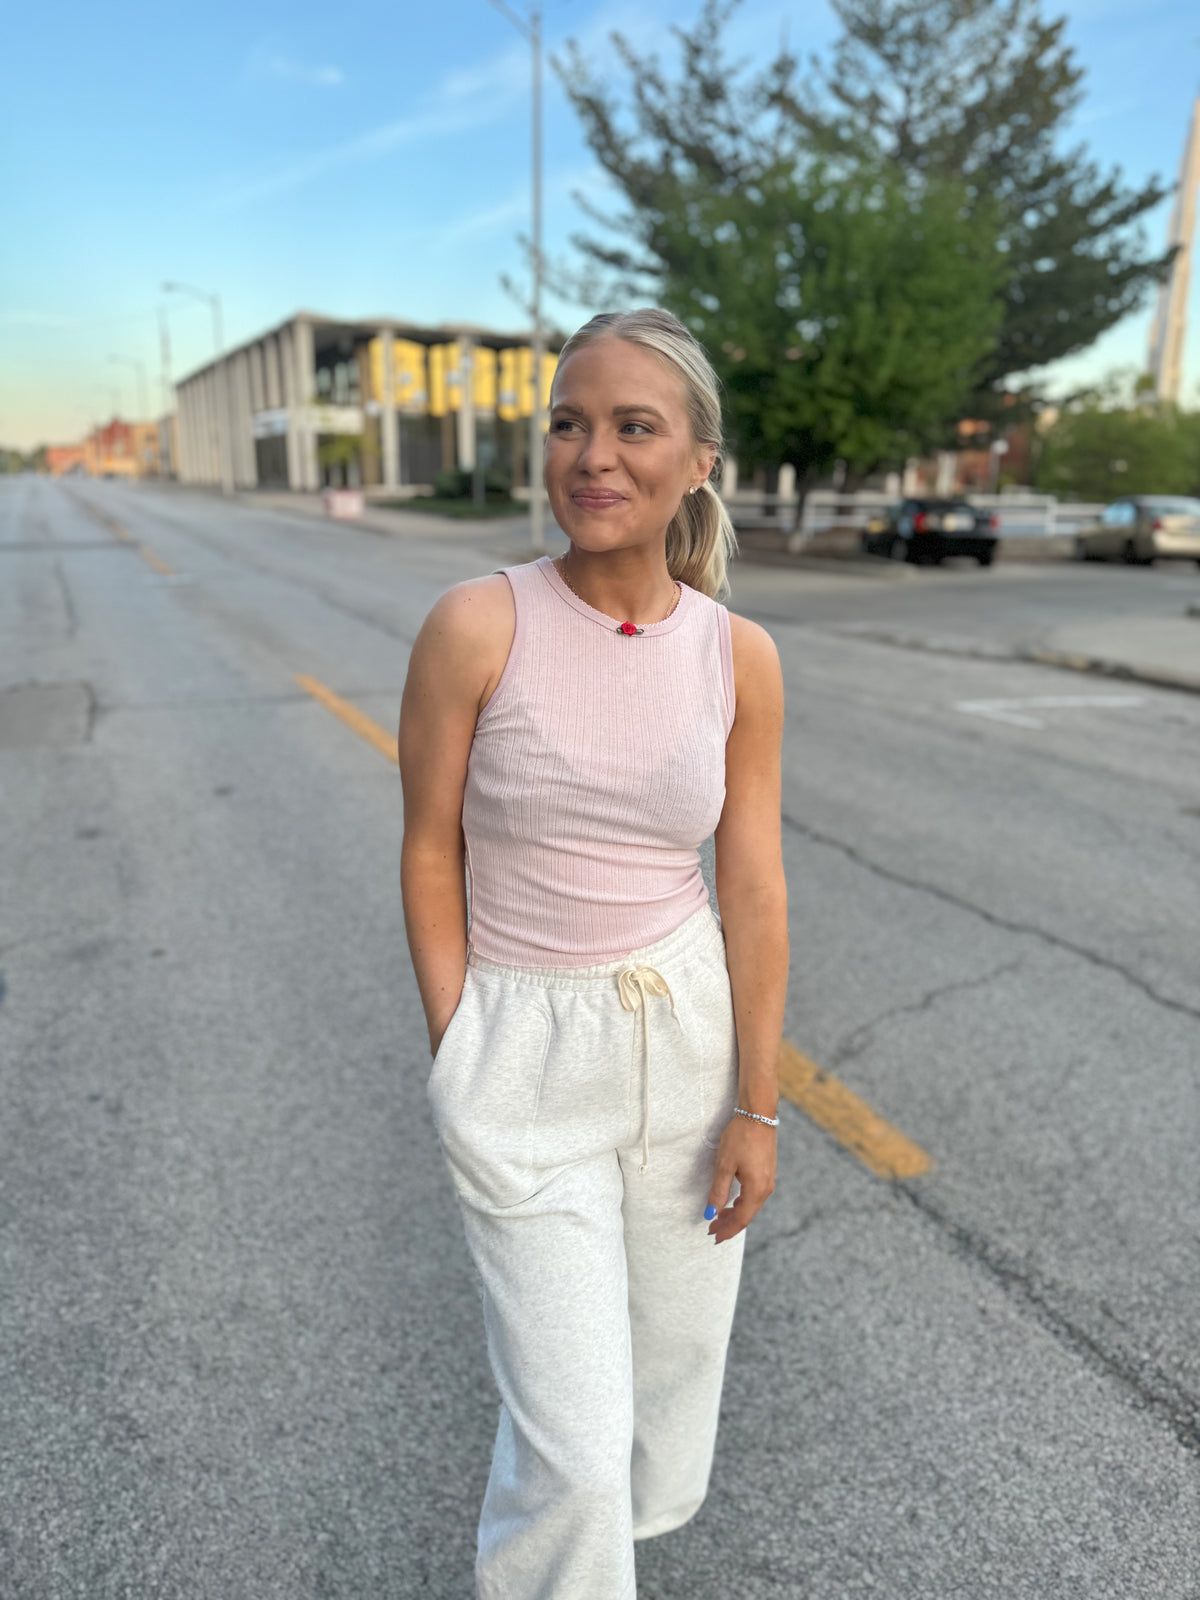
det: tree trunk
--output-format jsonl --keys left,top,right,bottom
{"left": 785, "top": 468, "right": 815, "bottom": 553}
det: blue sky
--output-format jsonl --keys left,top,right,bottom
{"left": 1, "top": 0, "right": 1196, "bottom": 448}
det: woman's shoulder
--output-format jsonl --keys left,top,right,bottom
{"left": 725, "top": 610, "right": 777, "bottom": 650}
{"left": 422, "top": 572, "right": 514, "bottom": 638}
{"left": 725, "top": 610, "right": 781, "bottom": 695}
{"left": 414, "top": 574, "right": 516, "bottom": 694}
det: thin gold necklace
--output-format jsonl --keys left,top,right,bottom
{"left": 554, "top": 555, "right": 681, "bottom": 636}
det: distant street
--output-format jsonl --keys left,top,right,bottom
{"left": 2, "top": 476, "right": 1198, "bottom": 1599}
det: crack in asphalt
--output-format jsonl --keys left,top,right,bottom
{"left": 897, "top": 1183, "right": 1200, "bottom": 1458}
{"left": 744, "top": 1203, "right": 884, "bottom": 1260}
{"left": 781, "top": 810, "right": 1200, "bottom": 1025}
{"left": 52, "top": 558, "right": 80, "bottom": 638}
{"left": 830, "top": 959, "right": 1025, "bottom": 1068}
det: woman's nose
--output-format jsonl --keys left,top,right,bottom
{"left": 576, "top": 427, "right": 619, "bottom": 471}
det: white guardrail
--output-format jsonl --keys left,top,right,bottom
{"left": 722, "top": 489, "right": 1105, "bottom": 539}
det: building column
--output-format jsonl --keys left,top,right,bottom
{"left": 177, "top": 386, "right": 191, "bottom": 481}
{"left": 456, "top": 335, "right": 476, "bottom": 472}
{"left": 234, "top": 349, "right": 255, "bottom": 487}
{"left": 293, "top": 317, "right": 318, "bottom": 490}
{"left": 267, "top": 334, "right": 282, "bottom": 410}
{"left": 281, "top": 327, "right": 301, "bottom": 489}
{"left": 249, "top": 341, "right": 265, "bottom": 414}
{"left": 380, "top": 329, "right": 399, "bottom": 489}
{"left": 201, "top": 370, "right": 216, "bottom": 484}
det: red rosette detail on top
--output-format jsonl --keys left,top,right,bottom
{"left": 619, "top": 621, "right": 641, "bottom": 636}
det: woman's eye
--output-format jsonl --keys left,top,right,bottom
{"left": 620, "top": 422, "right": 651, "bottom": 435}
{"left": 551, "top": 419, "right": 577, "bottom": 432}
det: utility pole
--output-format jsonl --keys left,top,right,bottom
{"left": 486, "top": 0, "right": 546, "bottom": 551}
{"left": 163, "top": 280, "right": 234, "bottom": 494}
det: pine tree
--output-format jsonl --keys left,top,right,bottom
{"left": 555, "top": 2, "right": 1006, "bottom": 484}
{"left": 769, "top": 0, "right": 1172, "bottom": 387}
{"left": 557, "top": 0, "right": 1172, "bottom": 403}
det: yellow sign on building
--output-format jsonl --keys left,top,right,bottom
{"left": 367, "top": 337, "right": 554, "bottom": 420}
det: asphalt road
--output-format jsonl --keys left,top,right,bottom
{"left": 2, "top": 477, "right": 1198, "bottom": 1599}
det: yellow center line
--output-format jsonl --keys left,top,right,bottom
{"left": 297, "top": 666, "right": 931, "bottom": 1178}
{"left": 137, "top": 544, "right": 175, "bottom": 575}
{"left": 295, "top": 673, "right": 398, "bottom": 765}
{"left": 777, "top": 1039, "right": 933, "bottom": 1179}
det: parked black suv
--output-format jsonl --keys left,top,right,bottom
{"left": 862, "top": 499, "right": 999, "bottom": 566}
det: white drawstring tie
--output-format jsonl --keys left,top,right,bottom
{"left": 617, "top": 964, "right": 681, "bottom": 1173}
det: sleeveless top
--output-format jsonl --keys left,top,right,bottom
{"left": 461, "top": 554, "right": 736, "bottom": 966}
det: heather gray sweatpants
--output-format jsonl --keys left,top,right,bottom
{"left": 427, "top": 903, "right": 746, "bottom": 1600}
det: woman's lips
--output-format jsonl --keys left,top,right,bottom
{"left": 571, "top": 490, "right": 626, "bottom": 508}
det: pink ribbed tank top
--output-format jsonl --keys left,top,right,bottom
{"left": 461, "top": 555, "right": 736, "bottom": 966}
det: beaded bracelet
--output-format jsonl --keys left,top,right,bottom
{"left": 733, "top": 1106, "right": 779, "bottom": 1128}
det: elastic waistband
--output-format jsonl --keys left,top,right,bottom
{"left": 466, "top": 903, "right": 724, "bottom": 991}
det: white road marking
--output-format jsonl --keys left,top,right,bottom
{"left": 955, "top": 694, "right": 1146, "bottom": 729}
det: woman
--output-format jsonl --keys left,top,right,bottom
{"left": 399, "top": 307, "right": 787, "bottom": 1598}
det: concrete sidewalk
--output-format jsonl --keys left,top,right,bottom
{"left": 1030, "top": 613, "right": 1200, "bottom": 696}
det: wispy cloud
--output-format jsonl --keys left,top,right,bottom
{"left": 263, "top": 55, "right": 345, "bottom": 88}
{"left": 219, "top": 43, "right": 529, "bottom": 210}
{"left": 435, "top": 163, "right": 609, "bottom": 248}
{"left": 244, "top": 41, "right": 346, "bottom": 88}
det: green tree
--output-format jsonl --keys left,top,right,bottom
{"left": 770, "top": 0, "right": 1172, "bottom": 391}
{"left": 555, "top": 8, "right": 1007, "bottom": 491}
{"left": 558, "top": 0, "right": 1170, "bottom": 423}
{"left": 1036, "top": 403, "right": 1200, "bottom": 501}
{"left": 656, "top": 160, "right": 1006, "bottom": 487}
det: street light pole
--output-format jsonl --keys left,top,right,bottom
{"left": 158, "top": 304, "right": 173, "bottom": 416}
{"left": 163, "top": 280, "right": 234, "bottom": 495}
{"left": 486, "top": 0, "right": 546, "bottom": 552}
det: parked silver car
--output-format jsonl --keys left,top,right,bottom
{"left": 1074, "top": 496, "right": 1200, "bottom": 566}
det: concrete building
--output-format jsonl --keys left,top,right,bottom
{"left": 173, "top": 311, "right": 560, "bottom": 494}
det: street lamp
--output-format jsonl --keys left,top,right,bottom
{"left": 485, "top": 0, "right": 546, "bottom": 552}
{"left": 108, "top": 354, "right": 149, "bottom": 420}
{"left": 162, "top": 280, "right": 233, "bottom": 494}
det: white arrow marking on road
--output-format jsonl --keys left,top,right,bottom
{"left": 955, "top": 694, "right": 1146, "bottom": 729}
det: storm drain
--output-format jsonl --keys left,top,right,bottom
{"left": 0, "top": 683, "right": 93, "bottom": 747}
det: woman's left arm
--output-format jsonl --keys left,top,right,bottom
{"left": 707, "top": 613, "right": 788, "bottom": 1243}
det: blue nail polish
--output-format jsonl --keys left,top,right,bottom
{"left": 704, "top": 1204, "right": 717, "bottom": 1221}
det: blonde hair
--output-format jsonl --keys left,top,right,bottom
{"left": 552, "top": 308, "right": 738, "bottom": 600}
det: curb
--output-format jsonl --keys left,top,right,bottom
{"left": 734, "top": 546, "right": 918, "bottom": 580}
{"left": 1025, "top": 646, "right": 1200, "bottom": 697}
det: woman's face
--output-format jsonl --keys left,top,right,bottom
{"left": 544, "top": 337, "right": 714, "bottom": 555}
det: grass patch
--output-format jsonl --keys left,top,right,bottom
{"left": 375, "top": 496, "right": 526, "bottom": 520}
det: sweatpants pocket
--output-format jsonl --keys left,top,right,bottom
{"left": 432, "top": 976, "right": 554, "bottom": 1209}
